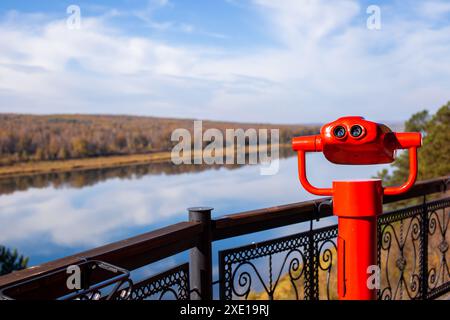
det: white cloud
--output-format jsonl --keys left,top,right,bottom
{"left": 252, "top": 0, "right": 360, "bottom": 46}
{"left": 419, "top": 0, "right": 450, "bottom": 19}
{"left": 0, "top": 1, "right": 449, "bottom": 122}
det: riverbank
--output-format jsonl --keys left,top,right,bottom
{"left": 0, "top": 144, "right": 291, "bottom": 179}
{"left": 0, "top": 152, "right": 173, "bottom": 179}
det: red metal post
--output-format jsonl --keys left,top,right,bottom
{"left": 292, "top": 116, "right": 421, "bottom": 300}
{"left": 333, "top": 180, "right": 382, "bottom": 299}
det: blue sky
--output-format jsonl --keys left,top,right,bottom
{"left": 0, "top": 0, "right": 449, "bottom": 123}
{"left": 0, "top": 0, "right": 270, "bottom": 46}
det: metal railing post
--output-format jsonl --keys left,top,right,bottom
{"left": 188, "top": 207, "right": 213, "bottom": 300}
{"left": 306, "top": 219, "right": 318, "bottom": 300}
{"left": 420, "top": 196, "right": 429, "bottom": 299}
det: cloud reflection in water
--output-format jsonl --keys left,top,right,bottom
{"left": 0, "top": 154, "right": 389, "bottom": 266}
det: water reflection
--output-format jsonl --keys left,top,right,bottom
{"left": 0, "top": 152, "right": 389, "bottom": 268}
{"left": 0, "top": 148, "right": 294, "bottom": 196}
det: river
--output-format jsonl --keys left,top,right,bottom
{"left": 0, "top": 152, "right": 390, "bottom": 293}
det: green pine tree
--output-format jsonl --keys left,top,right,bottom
{"left": 377, "top": 102, "right": 450, "bottom": 185}
{"left": 0, "top": 246, "right": 29, "bottom": 275}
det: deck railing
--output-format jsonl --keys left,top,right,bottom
{"left": 0, "top": 176, "right": 448, "bottom": 300}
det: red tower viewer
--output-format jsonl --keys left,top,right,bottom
{"left": 292, "top": 116, "right": 421, "bottom": 300}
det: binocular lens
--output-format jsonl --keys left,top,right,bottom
{"left": 350, "top": 125, "right": 363, "bottom": 138}
{"left": 333, "top": 126, "right": 346, "bottom": 138}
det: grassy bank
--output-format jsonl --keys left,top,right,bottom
{"left": 0, "top": 144, "right": 290, "bottom": 179}
{"left": 0, "top": 152, "right": 173, "bottom": 179}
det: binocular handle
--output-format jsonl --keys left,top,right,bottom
{"left": 296, "top": 149, "right": 333, "bottom": 196}
{"left": 383, "top": 147, "right": 418, "bottom": 195}
{"left": 295, "top": 148, "right": 418, "bottom": 196}
{"left": 293, "top": 132, "right": 420, "bottom": 196}
{"left": 292, "top": 135, "right": 322, "bottom": 152}
{"left": 393, "top": 132, "right": 422, "bottom": 149}
{"left": 383, "top": 132, "right": 421, "bottom": 195}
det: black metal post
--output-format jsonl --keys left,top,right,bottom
{"left": 420, "top": 196, "right": 429, "bottom": 299}
{"left": 376, "top": 219, "right": 382, "bottom": 300}
{"left": 189, "top": 207, "right": 213, "bottom": 300}
{"left": 305, "top": 219, "right": 318, "bottom": 300}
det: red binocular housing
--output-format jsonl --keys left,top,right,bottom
{"left": 292, "top": 116, "right": 422, "bottom": 196}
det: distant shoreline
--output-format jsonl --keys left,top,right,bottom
{"left": 0, "top": 152, "right": 173, "bottom": 179}
{"left": 0, "top": 144, "right": 291, "bottom": 179}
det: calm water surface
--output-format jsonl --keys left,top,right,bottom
{"left": 0, "top": 153, "right": 390, "bottom": 285}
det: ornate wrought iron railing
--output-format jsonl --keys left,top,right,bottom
{"left": 219, "top": 224, "right": 338, "bottom": 300}
{"left": 218, "top": 196, "right": 449, "bottom": 300}
{"left": 0, "top": 177, "right": 448, "bottom": 300}
{"left": 378, "top": 197, "right": 450, "bottom": 300}
{"left": 119, "top": 264, "right": 190, "bottom": 301}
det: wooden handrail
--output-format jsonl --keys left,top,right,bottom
{"left": 383, "top": 176, "right": 448, "bottom": 203}
{"left": 0, "top": 222, "right": 203, "bottom": 296}
{"left": 213, "top": 197, "right": 333, "bottom": 241}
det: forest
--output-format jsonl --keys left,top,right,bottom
{"left": 377, "top": 102, "right": 449, "bottom": 183}
{"left": 0, "top": 114, "right": 319, "bottom": 166}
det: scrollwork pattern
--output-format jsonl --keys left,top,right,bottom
{"left": 220, "top": 225, "right": 337, "bottom": 300}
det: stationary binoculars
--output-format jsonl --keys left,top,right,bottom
{"left": 292, "top": 116, "right": 422, "bottom": 196}
{"left": 292, "top": 116, "right": 422, "bottom": 300}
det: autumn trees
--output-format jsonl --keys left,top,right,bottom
{"left": 0, "top": 114, "right": 318, "bottom": 166}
